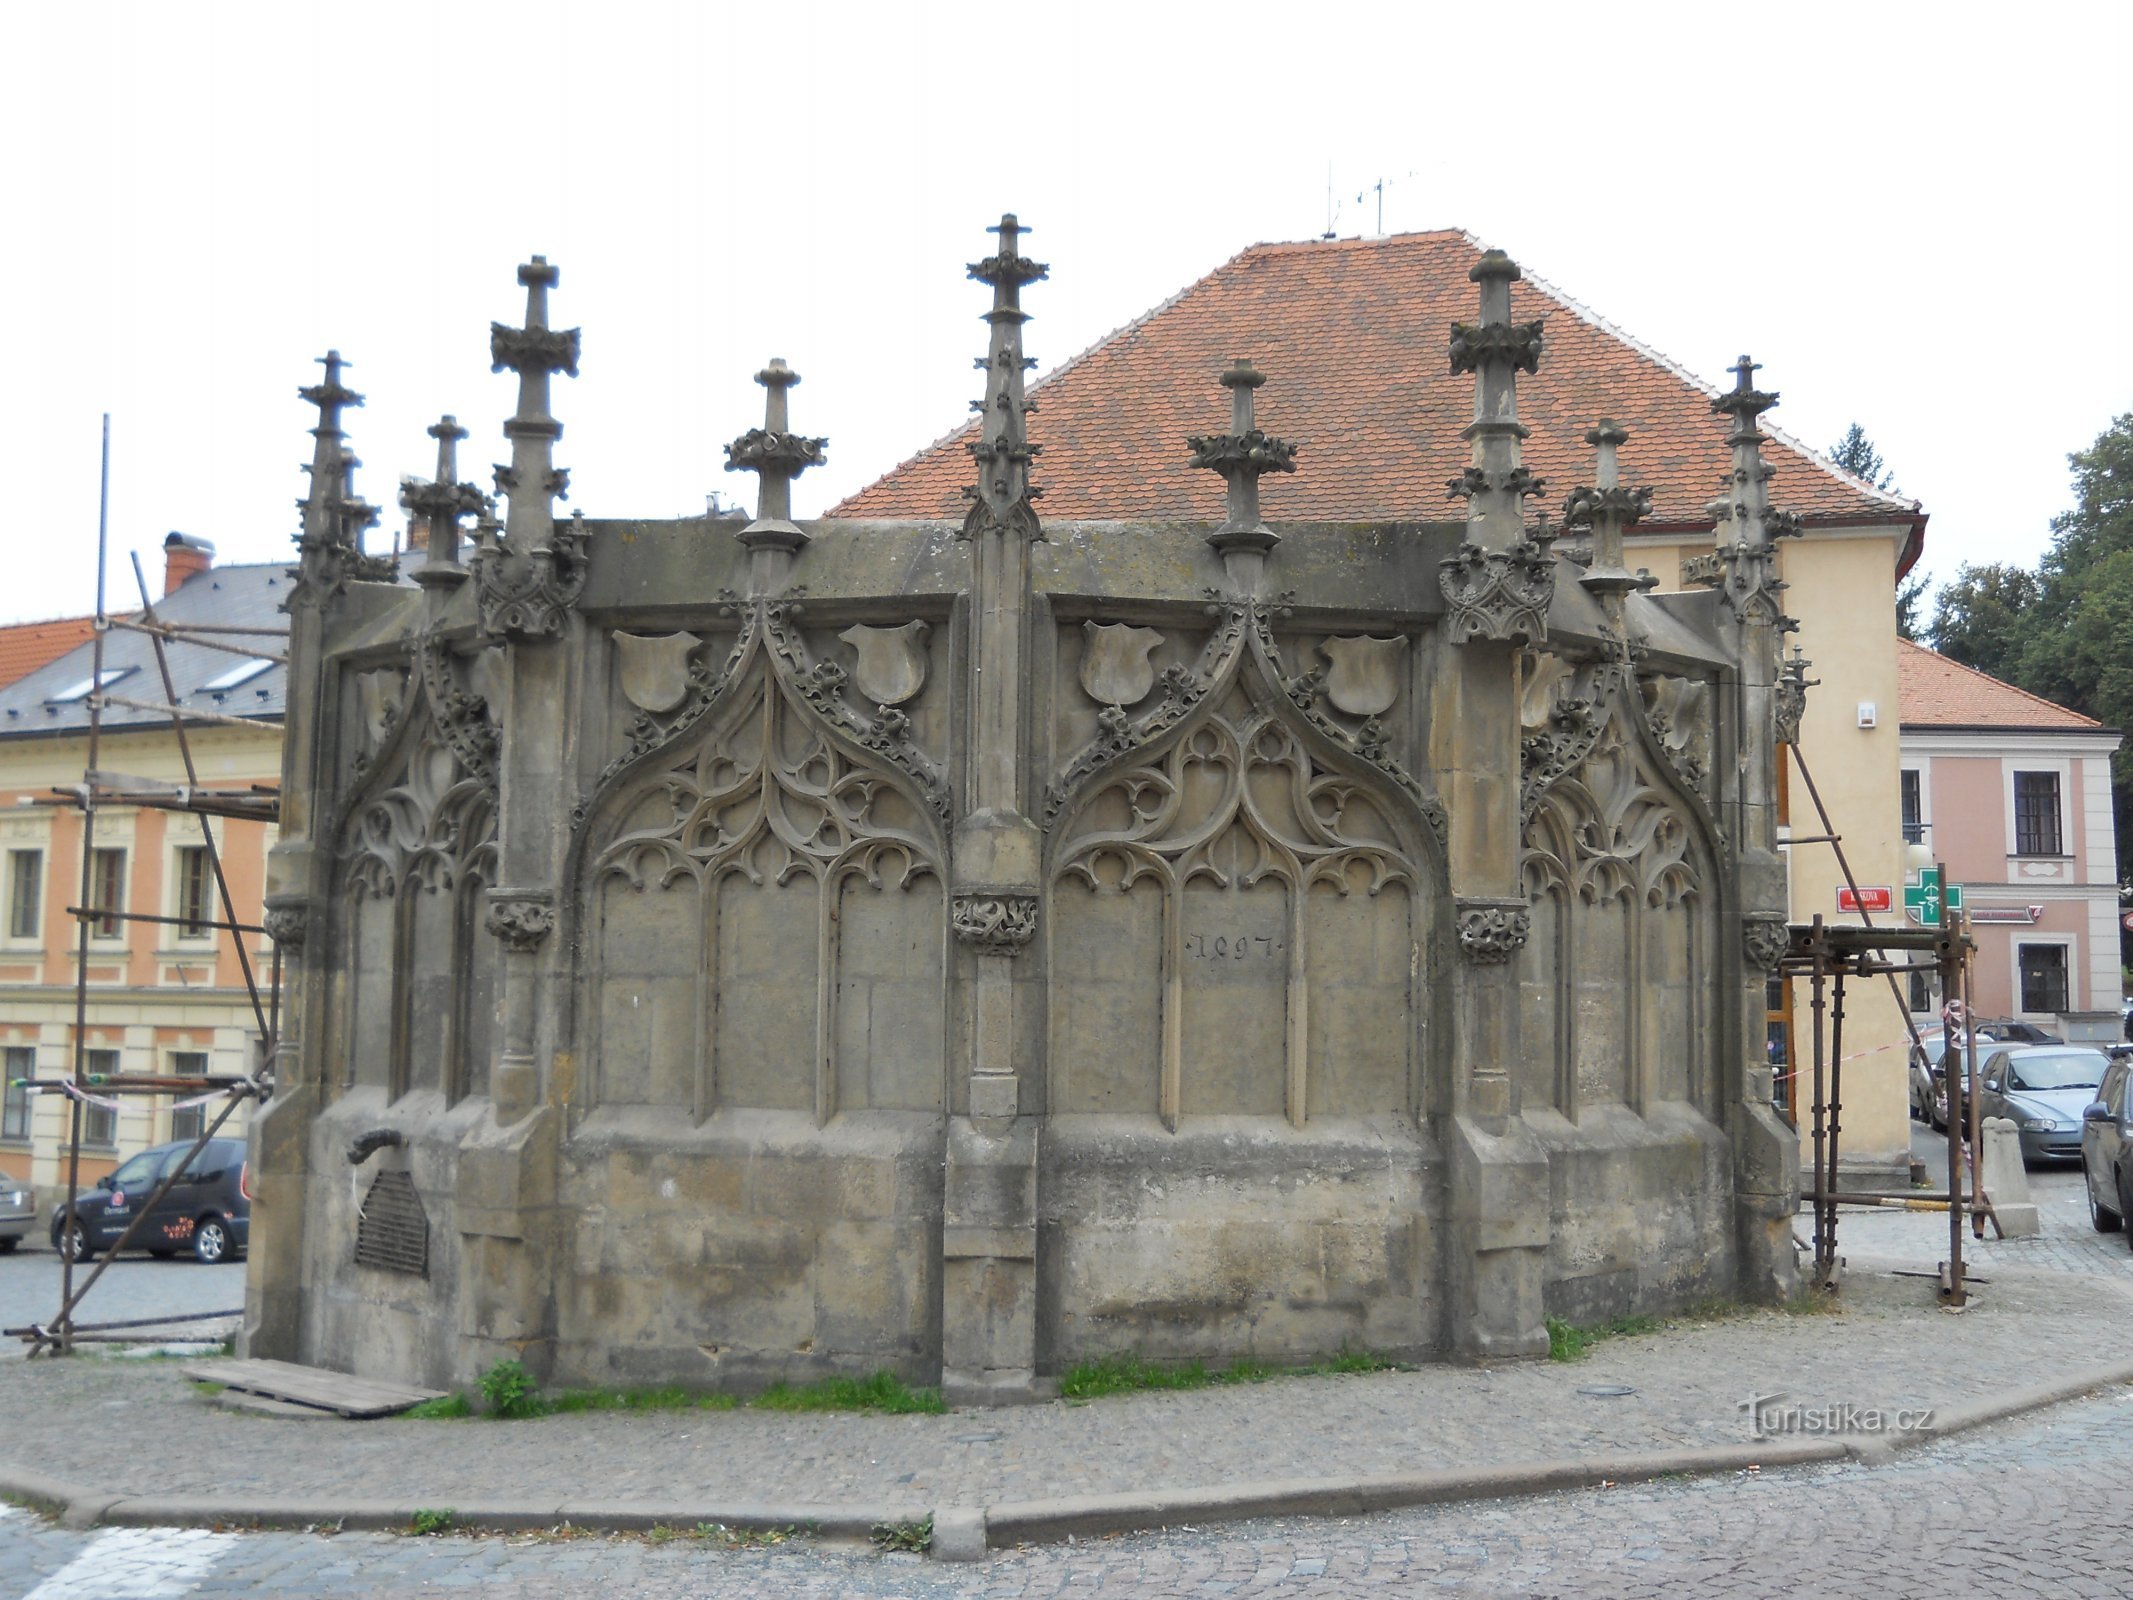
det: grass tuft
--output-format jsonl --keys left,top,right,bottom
{"left": 1060, "top": 1347, "right": 1403, "bottom": 1399}
{"left": 403, "top": 1392, "right": 474, "bottom": 1420}
{"left": 870, "top": 1513, "right": 933, "bottom": 1554}
{"left": 408, "top": 1508, "right": 456, "bottom": 1537}
{"left": 753, "top": 1370, "right": 946, "bottom": 1415}
{"left": 545, "top": 1386, "right": 735, "bottom": 1415}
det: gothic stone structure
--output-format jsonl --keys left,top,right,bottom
{"left": 244, "top": 222, "right": 1806, "bottom": 1399}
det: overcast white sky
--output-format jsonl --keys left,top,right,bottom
{"left": 4, "top": 0, "right": 2127, "bottom": 625}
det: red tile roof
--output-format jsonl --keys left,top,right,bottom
{"left": 1896, "top": 640, "right": 2104, "bottom": 731}
{"left": 0, "top": 616, "right": 96, "bottom": 690}
{"left": 837, "top": 231, "right": 1924, "bottom": 557}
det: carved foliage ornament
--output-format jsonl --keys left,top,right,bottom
{"left": 1742, "top": 915, "right": 1791, "bottom": 973}
{"left": 950, "top": 893, "right": 1039, "bottom": 955}
{"left": 1519, "top": 650, "right": 1622, "bottom": 823}
{"left": 484, "top": 894, "right": 555, "bottom": 952}
{"left": 416, "top": 636, "right": 500, "bottom": 786}
{"left": 1440, "top": 540, "right": 1557, "bottom": 645}
{"left": 1455, "top": 901, "right": 1531, "bottom": 963}
{"left": 262, "top": 902, "right": 308, "bottom": 949}
{"left": 471, "top": 517, "right": 589, "bottom": 641}
{"left": 1448, "top": 319, "right": 1545, "bottom": 376}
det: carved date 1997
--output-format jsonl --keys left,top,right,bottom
{"left": 1184, "top": 932, "right": 1285, "bottom": 960}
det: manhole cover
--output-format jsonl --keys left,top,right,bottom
{"left": 1577, "top": 1384, "right": 1636, "bottom": 1398}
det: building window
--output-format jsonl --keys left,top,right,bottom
{"left": 89, "top": 848, "right": 126, "bottom": 939}
{"left": 2017, "top": 943, "right": 2070, "bottom": 1015}
{"left": 6, "top": 849, "right": 41, "bottom": 940}
{"left": 169, "top": 1051, "right": 208, "bottom": 1142}
{"left": 2013, "top": 771, "right": 2063, "bottom": 856}
{"left": 1899, "top": 770, "right": 1924, "bottom": 846}
{"left": 80, "top": 1047, "right": 119, "bottom": 1146}
{"left": 1765, "top": 974, "right": 1794, "bottom": 1120}
{"left": 2, "top": 1046, "right": 31, "bottom": 1140}
{"left": 1908, "top": 966, "right": 1934, "bottom": 1015}
{"left": 174, "top": 846, "right": 212, "bottom": 938}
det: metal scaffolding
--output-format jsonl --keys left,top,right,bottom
{"left": 1781, "top": 739, "right": 1987, "bottom": 1308}
{"left": 4, "top": 419, "right": 283, "bottom": 1356}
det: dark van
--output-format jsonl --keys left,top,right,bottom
{"left": 51, "top": 1136, "right": 250, "bottom": 1264}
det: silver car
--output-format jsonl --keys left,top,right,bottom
{"left": 0, "top": 1179, "right": 32, "bottom": 1252}
{"left": 1975, "top": 1045, "right": 2112, "bottom": 1164}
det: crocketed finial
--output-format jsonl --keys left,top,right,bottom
{"left": 1439, "top": 248, "right": 1554, "bottom": 644}
{"left": 404, "top": 414, "right": 487, "bottom": 584}
{"left": 723, "top": 358, "right": 827, "bottom": 567}
{"left": 1563, "top": 419, "right": 1653, "bottom": 624}
{"left": 1187, "top": 359, "right": 1298, "bottom": 583}
{"left": 489, "top": 255, "right": 580, "bottom": 551}
{"left": 962, "top": 213, "right": 1048, "bottom": 538}
{"left": 1691, "top": 355, "right": 1803, "bottom": 631}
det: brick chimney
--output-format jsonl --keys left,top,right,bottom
{"left": 162, "top": 532, "right": 214, "bottom": 596}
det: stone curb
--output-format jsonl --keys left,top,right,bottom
{"left": 4, "top": 1367, "right": 2130, "bottom": 1561}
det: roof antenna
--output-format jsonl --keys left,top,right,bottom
{"left": 1322, "top": 163, "right": 1336, "bottom": 241}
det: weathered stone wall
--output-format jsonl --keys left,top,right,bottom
{"left": 245, "top": 234, "right": 1805, "bottom": 1397}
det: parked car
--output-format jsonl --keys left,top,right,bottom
{"left": 2081, "top": 1054, "right": 2133, "bottom": 1239}
{"left": 0, "top": 1180, "right": 33, "bottom": 1252}
{"left": 49, "top": 1136, "right": 250, "bottom": 1264}
{"left": 1909, "top": 1019, "right": 2064, "bottom": 1129}
{"left": 1971, "top": 1045, "right": 2110, "bottom": 1164}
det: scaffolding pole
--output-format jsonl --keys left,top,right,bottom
{"left": 40, "top": 418, "right": 282, "bottom": 1355}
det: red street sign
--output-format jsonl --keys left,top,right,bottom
{"left": 1837, "top": 886, "right": 1893, "bottom": 913}
{"left": 2122, "top": 911, "right": 2133, "bottom": 932}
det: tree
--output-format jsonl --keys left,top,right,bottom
{"left": 1926, "top": 562, "right": 2038, "bottom": 684}
{"left": 1896, "top": 570, "right": 1928, "bottom": 641}
{"left": 2015, "top": 413, "right": 2133, "bottom": 897}
{"left": 1829, "top": 422, "right": 1897, "bottom": 494}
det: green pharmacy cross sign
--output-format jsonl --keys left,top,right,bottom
{"left": 1904, "top": 867, "right": 1964, "bottom": 928}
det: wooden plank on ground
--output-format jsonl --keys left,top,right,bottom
{"left": 182, "top": 1357, "right": 447, "bottom": 1418}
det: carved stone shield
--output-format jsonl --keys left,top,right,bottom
{"left": 613, "top": 631, "right": 700, "bottom": 714}
{"left": 1318, "top": 636, "right": 1408, "bottom": 717}
{"left": 1080, "top": 622, "right": 1162, "bottom": 707}
{"left": 841, "top": 621, "right": 930, "bottom": 705}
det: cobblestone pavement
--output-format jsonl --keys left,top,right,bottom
{"left": 1826, "top": 1125, "right": 2133, "bottom": 1281}
{"left": 7, "top": 1391, "right": 2132, "bottom": 1597}
{"left": 0, "top": 1248, "right": 245, "bottom": 1359}
{"left": 3, "top": 1262, "right": 2128, "bottom": 1512}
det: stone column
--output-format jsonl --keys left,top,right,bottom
{"left": 453, "top": 259, "right": 589, "bottom": 1378}
{"left": 1433, "top": 250, "right": 1554, "bottom": 1359}
{"left": 1696, "top": 356, "right": 1804, "bottom": 1303}
{"left": 943, "top": 216, "right": 1048, "bottom": 1404}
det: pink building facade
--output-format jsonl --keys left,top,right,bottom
{"left": 1897, "top": 641, "right": 2123, "bottom": 1026}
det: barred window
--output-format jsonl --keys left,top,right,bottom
{"left": 2017, "top": 943, "right": 2069, "bottom": 1016}
{"left": 2013, "top": 772, "right": 2062, "bottom": 856}
{"left": 1899, "top": 770, "right": 1924, "bottom": 845}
